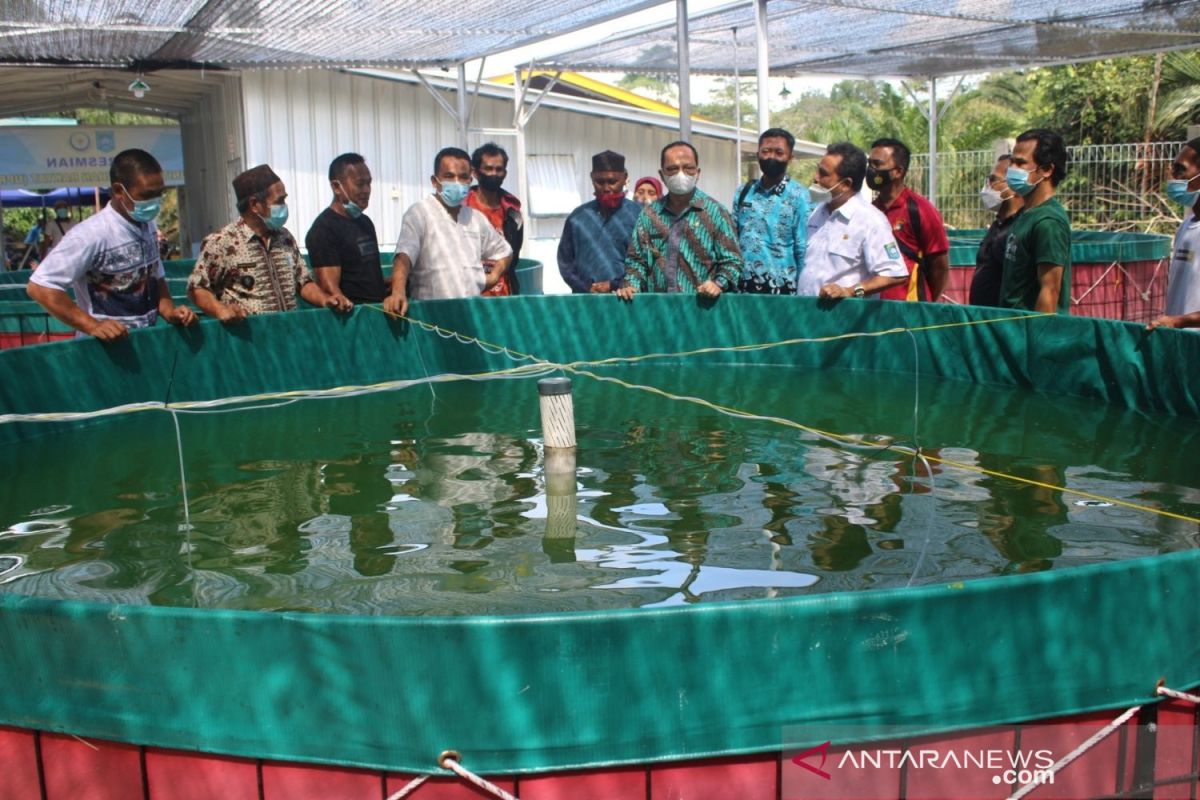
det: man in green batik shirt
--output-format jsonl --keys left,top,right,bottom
{"left": 616, "top": 140, "right": 742, "bottom": 301}
{"left": 999, "top": 128, "right": 1072, "bottom": 313}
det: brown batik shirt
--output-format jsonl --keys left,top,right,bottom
{"left": 188, "top": 218, "right": 313, "bottom": 314}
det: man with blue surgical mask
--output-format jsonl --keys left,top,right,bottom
{"left": 189, "top": 164, "right": 343, "bottom": 321}
{"left": 385, "top": 147, "right": 512, "bottom": 317}
{"left": 998, "top": 128, "right": 1072, "bottom": 313}
{"left": 29, "top": 148, "right": 196, "bottom": 341}
{"left": 1148, "top": 137, "right": 1200, "bottom": 331}
{"left": 305, "top": 153, "right": 382, "bottom": 308}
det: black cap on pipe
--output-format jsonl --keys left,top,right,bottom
{"left": 538, "top": 377, "right": 573, "bottom": 396}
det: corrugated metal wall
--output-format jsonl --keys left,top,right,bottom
{"left": 238, "top": 69, "right": 741, "bottom": 255}
{"left": 179, "top": 72, "right": 246, "bottom": 255}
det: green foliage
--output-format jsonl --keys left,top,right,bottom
{"left": 1021, "top": 58, "right": 1155, "bottom": 145}
{"left": 1152, "top": 51, "right": 1200, "bottom": 139}
{"left": 617, "top": 73, "right": 678, "bottom": 104}
{"left": 692, "top": 77, "right": 757, "bottom": 129}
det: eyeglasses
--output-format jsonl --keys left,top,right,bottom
{"left": 661, "top": 165, "right": 699, "bottom": 177}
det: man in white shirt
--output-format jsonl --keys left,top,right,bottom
{"left": 797, "top": 142, "right": 908, "bottom": 301}
{"left": 383, "top": 147, "right": 512, "bottom": 317}
{"left": 1148, "top": 136, "right": 1200, "bottom": 331}
{"left": 28, "top": 148, "right": 196, "bottom": 341}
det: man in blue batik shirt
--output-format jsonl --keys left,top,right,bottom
{"left": 732, "top": 128, "right": 810, "bottom": 294}
{"left": 558, "top": 150, "right": 643, "bottom": 293}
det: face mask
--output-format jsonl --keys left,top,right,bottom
{"left": 120, "top": 185, "right": 161, "bottom": 224}
{"left": 260, "top": 203, "right": 288, "bottom": 231}
{"left": 663, "top": 172, "right": 697, "bottom": 196}
{"left": 438, "top": 180, "right": 470, "bottom": 207}
{"left": 334, "top": 181, "right": 364, "bottom": 218}
{"left": 596, "top": 190, "right": 625, "bottom": 210}
{"left": 758, "top": 158, "right": 788, "bottom": 179}
{"left": 1166, "top": 178, "right": 1200, "bottom": 207}
{"left": 980, "top": 183, "right": 1005, "bottom": 212}
{"left": 1005, "top": 166, "right": 1043, "bottom": 197}
{"left": 55, "top": 209, "right": 69, "bottom": 221}
{"left": 866, "top": 167, "right": 894, "bottom": 190}
{"left": 477, "top": 174, "right": 505, "bottom": 192}
{"left": 808, "top": 179, "right": 847, "bottom": 205}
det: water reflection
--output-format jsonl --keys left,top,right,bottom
{"left": 0, "top": 366, "right": 1196, "bottom": 613}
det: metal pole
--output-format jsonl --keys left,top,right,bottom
{"left": 456, "top": 63, "right": 469, "bottom": 148}
{"left": 0, "top": 194, "right": 6, "bottom": 270}
{"left": 513, "top": 68, "right": 529, "bottom": 228}
{"left": 732, "top": 27, "right": 741, "bottom": 183}
{"left": 927, "top": 76, "right": 937, "bottom": 202}
{"left": 676, "top": 0, "right": 691, "bottom": 142}
{"left": 755, "top": 0, "right": 769, "bottom": 133}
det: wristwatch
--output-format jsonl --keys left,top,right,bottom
{"left": 853, "top": 284, "right": 866, "bottom": 298}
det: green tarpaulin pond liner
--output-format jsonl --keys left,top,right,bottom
{"left": 0, "top": 294, "right": 1198, "bottom": 776}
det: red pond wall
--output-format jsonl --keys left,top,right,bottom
{"left": 944, "top": 259, "right": 1167, "bottom": 323}
{"left": 2, "top": 699, "right": 1197, "bottom": 800}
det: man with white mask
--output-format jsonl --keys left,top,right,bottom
{"left": 797, "top": 142, "right": 907, "bottom": 300}
{"left": 617, "top": 140, "right": 742, "bottom": 301}
{"left": 969, "top": 154, "right": 1025, "bottom": 307}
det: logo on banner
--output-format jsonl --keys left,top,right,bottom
{"left": 96, "top": 131, "right": 115, "bottom": 153}
{"left": 69, "top": 132, "right": 91, "bottom": 151}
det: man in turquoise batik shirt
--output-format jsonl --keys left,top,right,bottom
{"left": 732, "top": 128, "right": 809, "bottom": 294}
{"left": 617, "top": 141, "right": 742, "bottom": 301}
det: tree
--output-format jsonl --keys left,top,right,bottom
{"left": 1151, "top": 50, "right": 1200, "bottom": 140}
{"left": 1021, "top": 58, "right": 1156, "bottom": 145}
{"left": 692, "top": 77, "right": 757, "bottom": 130}
{"left": 617, "top": 73, "right": 677, "bottom": 104}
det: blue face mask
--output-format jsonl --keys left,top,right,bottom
{"left": 1166, "top": 178, "right": 1199, "bottom": 207}
{"left": 260, "top": 202, "right": 289, "bottom": 231}
{"left": 1005, "top": 166, "right": 1043, "bottom": 197}
{"left": 335, "top": 181, "right": 365, "bottom": 218}
{"left": 121, "top": 185, "right": 161, "bottom": 223}
{"left": 438, "top": 180, "right": 470, "bottom": 208}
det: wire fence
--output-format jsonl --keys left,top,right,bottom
{"left": 910, "top": 140, "right": 1187, "bottom": 234}
{"left": 791, "top": 141, "right": 1183, "bottom": 322}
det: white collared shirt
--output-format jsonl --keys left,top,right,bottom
{"left": 1166, "top": 213, "right": 1200, "bottom": 316}
{"left": 394, "top": 194, "right": 512, "bottom": 300}
{"left": 797, "top": 190, "right": 907, "bottom": 297}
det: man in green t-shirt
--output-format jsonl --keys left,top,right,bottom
{"left": 999, "top": 129, "right": 1072, "bottom": 313}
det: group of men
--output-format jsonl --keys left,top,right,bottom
{"left": 24, "top": 128, "right": 1200, "bottom": 340}
{"left": 559, "top": 127, "right": 1070, "bottom": 315}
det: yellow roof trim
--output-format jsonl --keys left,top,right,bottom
{"left": 488, "top": 70, "right": 681, "bottom": 117}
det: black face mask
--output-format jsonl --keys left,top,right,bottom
{"left": 866, "top": 167, "right": 895, "bottom": 190}
{"left": 758, "top": 158, "right": 788, "bottom": 179}
{"left": 477, "top": 174, "right": 505, "bottom": 192}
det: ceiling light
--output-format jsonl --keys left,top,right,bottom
{"left": 128, "top": 76, "right": 150, "bottom": 99}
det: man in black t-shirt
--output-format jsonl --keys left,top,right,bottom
{"left": 305, "top": 153, "right": 386, "bottom": 306}
{"left": 970, "top": 153, "right": 1024, "bottom": 307}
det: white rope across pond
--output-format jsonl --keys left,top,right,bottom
{"left": 1009, "top": 684, "right": 1198, "bottom": 799}
{"left": 382, "top": 752, "right": 518, "bottom": 800}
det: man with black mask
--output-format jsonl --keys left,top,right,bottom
{"left": 868, "top": 137, "right": 950, "bottom": 302}
{"left": 465, "top": 142, "right": 524, "bottom": 295}
{"left": 731, "top": 128, "right": 809, "bottom": 294}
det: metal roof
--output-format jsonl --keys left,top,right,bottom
{"left": 0, "top": 0, "right": 661, "bottom": 69}
{"left": 543, "top": 0, "right": 1200, "bottom": 78}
